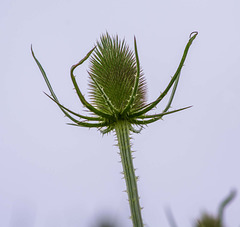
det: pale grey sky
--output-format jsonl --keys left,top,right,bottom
{"left": 0, "top": 0, "right": 240, "bottom": 226}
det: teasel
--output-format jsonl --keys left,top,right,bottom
{"left": 31, "top": 31, "right": 198, "bottom": 227}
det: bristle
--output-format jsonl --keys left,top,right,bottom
{"left": 88, "top": 33, "right": 146, "bottom": 114}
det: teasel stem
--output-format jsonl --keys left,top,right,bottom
{"left": 115, "top": 120, "right": 144, "bottom": 227}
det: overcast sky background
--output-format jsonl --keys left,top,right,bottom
{"left": 1, "top": 0, "right": 240, "bottom": 226}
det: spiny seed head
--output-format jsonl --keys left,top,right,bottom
{"left": 88, "top": 32, "right": 146, "bottom": 115}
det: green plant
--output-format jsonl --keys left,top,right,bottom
{"left": 31, "top": 31, "right": 197, "bottom": 227}
{"left": 195, "top": 190, "right": 237, "bottom": 227}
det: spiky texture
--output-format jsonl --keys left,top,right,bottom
{"left": 88, "top": 33, "right": 146, "bottom": 114}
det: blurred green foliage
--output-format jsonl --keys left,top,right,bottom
{"left": 194, "top": 190, "right": 237, "bottom": 227}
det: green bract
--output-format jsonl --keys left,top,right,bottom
{"left": 32, "top": 31, "right": 198, "bottom": 227}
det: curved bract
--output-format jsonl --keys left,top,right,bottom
{"left": 32, "top": 31, "right": 198, "bottom": 134}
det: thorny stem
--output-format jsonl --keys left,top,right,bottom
{"left": 115, "top": 120, "right": 144, "bottom": 227}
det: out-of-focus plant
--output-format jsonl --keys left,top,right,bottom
{"left": 32, "top": 32, "right": 197, "bottom": 227}
{"left": 92, "top": 218, "right": 118, "bottom": 227}
{"left": 166, "top": 190, "right": 237, "bottom": 227}
{"left": 195, "top": 190, "right": 237, "bottom": 227}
